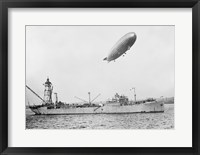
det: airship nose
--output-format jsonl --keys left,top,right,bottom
{"left": 128, "top": 32, "right": 137, "bottom": 42}
{"left": 129, "top": 32, "right": 136, "bottom": 38}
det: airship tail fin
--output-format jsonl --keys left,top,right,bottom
{"left": 103, "top": 57, "right": 107, "bottom": 61}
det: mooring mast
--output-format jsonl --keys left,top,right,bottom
{"left": 44, "top": 77, "right": 53, "bottom": 105}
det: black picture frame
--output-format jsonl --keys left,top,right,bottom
{"left": 0, "top": 0, "right": 199, "bottom": 154}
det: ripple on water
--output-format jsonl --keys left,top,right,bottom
{"left": 26, "top": 104, "right": 174, "bottom": 129}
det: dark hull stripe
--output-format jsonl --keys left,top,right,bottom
{"left": 34, "top": 111, "right": 164, "bottom": 115}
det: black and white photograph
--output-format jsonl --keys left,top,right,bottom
{"left": 26, "top": 26, "right": 174, "bottom": 129}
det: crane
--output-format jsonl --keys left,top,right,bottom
{"left": 26, "top": 85, "right": 46, "bottom": 104}
{"left": 75, "top": 92, "right": 101, "bottom": 105}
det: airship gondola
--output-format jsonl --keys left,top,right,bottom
{"left": 103, "top": 32, "right": 137, "bottom": 62}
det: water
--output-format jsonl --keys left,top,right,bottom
{"left": 26, "top": 104, "right": 174, "bottom": 129}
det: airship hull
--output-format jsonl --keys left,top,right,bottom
{"left": 104, "top": 32, "right": 137, "bottom": 62}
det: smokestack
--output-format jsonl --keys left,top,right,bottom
{"left": 134, "top": 88, "right": 136, "bottom": 102}
{"left": 88, "top": 92, "right": 91, "bottom": 104}
{"left": 54, "top": 93, "right": 58, "bottom": 103}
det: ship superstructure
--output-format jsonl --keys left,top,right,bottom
{"left": 26, "top": 78, "right": 164, "bottom": 115}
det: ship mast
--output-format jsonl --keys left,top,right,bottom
{"left": 130, "top": 87, "right": 136, "bottom": 102}
{"left": 134, "top": 88, "right": 136, "bottom": 102}
{"left": 88, "top": 92, "right": 91, "bottom": 104}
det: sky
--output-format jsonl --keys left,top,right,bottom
{"left": 26, "top": 26, "right": 174, "bottom": 105}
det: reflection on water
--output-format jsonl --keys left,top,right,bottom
{"left": 26, "top": 104, "right": 174, "bottom": 129}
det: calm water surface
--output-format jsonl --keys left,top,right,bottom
{"left": 26, "top": 104, "right": 174, "bottom": 129}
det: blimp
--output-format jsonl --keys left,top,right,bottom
{"left": 103, "top": 32, "right": 137, "bottom": 62}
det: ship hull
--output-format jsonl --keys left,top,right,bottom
{"left": 30, "top": 101, "right": 164, "bottom": 115}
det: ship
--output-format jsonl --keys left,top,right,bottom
{"left": 26, "top": 78, "right": 164, "bottom": 115}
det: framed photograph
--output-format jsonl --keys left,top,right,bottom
{"left": 0, "top": 0, "right": 199, "bottom": 154}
